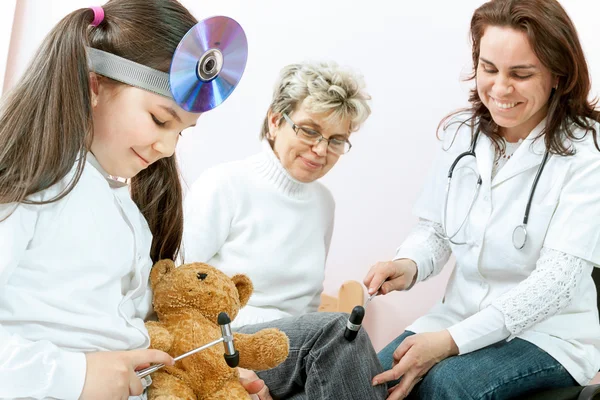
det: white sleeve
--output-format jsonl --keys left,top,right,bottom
{"left": 447, "top": 305, "right": 510, "bottom": 354}
{"left": 492, "top": 247, "right": 591, "bottom": 335}
{"left": 394, "top": 219, "right": 452, "bottom": 283}
{"left": 394, "top": 120, "right": 471, "bottom": 282}
{"left": 447, "top": 248, "right": 590, "bottom": 355}
{"left": 182, "top": 167, "right": 235, "bottom": 263}
{"left": 0, "top": 204, "right": 87, "bottom": 399}
{"left": 544, "top": 143, "right": 600, "bottom": 265}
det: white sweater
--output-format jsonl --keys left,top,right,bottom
{"left": 183, "top": 140, "right": 335, "bottom": 328}
{"left": 0, "top": 154, "right": 153, "bottom": 400}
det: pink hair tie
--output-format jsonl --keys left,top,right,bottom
{"left": 90, "top": 6, "right": 104, "bottom": 27}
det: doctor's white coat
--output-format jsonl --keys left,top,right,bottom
{"left": 399, "top": 117, "right": 600, "bottom": 385}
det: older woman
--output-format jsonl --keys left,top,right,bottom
{"left": 183, "top": 61, "right": 370, "bottom": 328}
{"left": 182, "top": 61, "right": 384, "bottom": 400}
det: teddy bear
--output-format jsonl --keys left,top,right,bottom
{"left": 145, "top": 260, "right": 290, "bottom": 400}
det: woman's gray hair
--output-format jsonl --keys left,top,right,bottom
{"left": 260, "top": 61, "right": 371, "bottom": 140}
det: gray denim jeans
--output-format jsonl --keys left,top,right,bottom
{"left": 236, "top": 312, "right": 388, "bottom": 400}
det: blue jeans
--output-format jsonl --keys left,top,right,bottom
{"left": 378, "top": 331, "right": 578, "bottom": 399}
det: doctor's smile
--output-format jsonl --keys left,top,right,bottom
{"left": 489, "top": 97, "right": 523, "bottom": 110}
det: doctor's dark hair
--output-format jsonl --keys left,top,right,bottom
{"left": 0, "top": 0, "right": 197, "bottom": 262}
{"left": 441, "top": 0, "right": 600, "bottom": 154}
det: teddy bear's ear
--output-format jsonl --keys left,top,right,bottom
{"left": 150, "top": 259, "right": 176, "bottom": 288}
{"left": 231, "top": 274, "right": 253, "bottom": 307}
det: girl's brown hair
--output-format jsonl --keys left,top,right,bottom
{"left": 441, "top": 0, "right": 599, "bottom": 154}
{"left": 0, "top": 0, "right": 197, "bottom": 262}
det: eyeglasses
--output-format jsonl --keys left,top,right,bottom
{"left": 282, "top": 113, "right": 352, "bottom": 155}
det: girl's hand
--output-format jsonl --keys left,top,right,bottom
{"left": 80, "top": 349, "right": 174, "bottom": 400}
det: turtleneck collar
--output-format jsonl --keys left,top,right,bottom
{"left": 86, "top": 152, "right": 128, "bottom": 189}
{"left": 251, "top": 139, "right": 313, "bottom": 199}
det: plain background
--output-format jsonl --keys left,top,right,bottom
{"left": 2, "top": 0, "right": 599, "bottom": 353}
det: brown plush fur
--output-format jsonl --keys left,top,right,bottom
{"left": 146, "top": 260, "right": 290, "bottom": 400}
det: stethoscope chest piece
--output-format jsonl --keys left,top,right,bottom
{"left": 512, "top": 224, "right": 527, "bottom": 249}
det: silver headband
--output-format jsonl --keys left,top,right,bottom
{"left": 86, "top": 47, "right": 173, "bottom": 98}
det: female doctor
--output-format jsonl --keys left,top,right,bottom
{"left": 364, "top": 0, "right": 600, "bottom": 399}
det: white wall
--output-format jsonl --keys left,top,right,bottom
{"left": 3, "top": 0, "right": 600, "bottom": 351}
{"left": 0, "top": 0, "right": 16, "bottom": 91}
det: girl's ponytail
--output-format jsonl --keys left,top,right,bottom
{"left": 1, "top": 1, "right": 198, "bottom": 262}
{"left": 0, "top": 8, "right": 97, "bottom": 204}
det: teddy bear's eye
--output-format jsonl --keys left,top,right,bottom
{"left": 197, "top": 272, "right": 208, "bottom": 281}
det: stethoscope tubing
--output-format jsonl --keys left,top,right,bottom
{"left": 440, "top": 129, "right": 550, "bottom": 249}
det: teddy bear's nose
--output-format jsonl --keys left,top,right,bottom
{"left": 197, "top": 272, "right": 208, "bottom": 281}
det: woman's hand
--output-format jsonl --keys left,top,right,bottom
{"left": 239, "top": 368, "right": 273, "bottom": 400}
{"left": 363, "top": 258, "right": 417, "bottom": 297}
{"left": 372, "top": 330, "right": 459, "bottom": 400}
{"left": 80, "top": 349, "right": 174, "bottom": 400}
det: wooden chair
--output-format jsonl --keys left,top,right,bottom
{"left": 318, "top": 280, "right": 365, "bottom": 313}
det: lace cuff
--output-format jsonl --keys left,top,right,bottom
{"left": 493, "top": 247, "right": 590, "bottom": 335}
{"left": 395, "top": 219, "right": 451, "bottom": 283}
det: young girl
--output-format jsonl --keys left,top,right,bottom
{"left": 0, "top": 1, "right": 200, "bottom": 398}
{"left": 0, "top": 2, "right": 388, "bottom": 400}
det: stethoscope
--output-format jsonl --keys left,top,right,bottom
{"left": 438, "top": 129, "right": 550, "bottom": 249}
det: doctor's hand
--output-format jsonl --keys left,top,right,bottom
{"left": 363, "top": 258, "right": 417, "bottom": 297}
{"left": 239, "top": 367, "right": 273, "bottom": 400}
{"left": 80, "top": 349, "right": 174, "bottom": 400}
{"left": 372, "top": 330, "right": 459, "bottom": 400}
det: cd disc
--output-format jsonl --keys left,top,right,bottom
{"left": 170, "top": 16, "right": 248, "bottom": 112}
